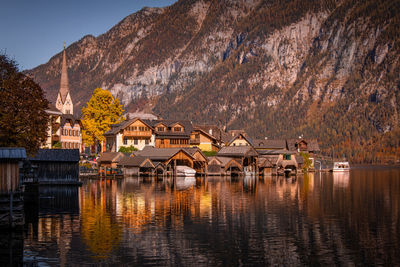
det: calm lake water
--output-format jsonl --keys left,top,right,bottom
{"left": 4, "top": 168, "right": 400, "bottom": 266}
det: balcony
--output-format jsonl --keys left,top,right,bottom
{"left": 123, "top": 130, "right": 152, "bottom": 138}
{"left": 190, "top": 138, "right": 200, "bottom": 145}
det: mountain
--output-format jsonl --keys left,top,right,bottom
{"left": 26, "top": 0, "right": 400, "bottom": 163}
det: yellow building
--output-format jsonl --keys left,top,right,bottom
{"left": 190, "top": 128, "right": 219, "bottom": 152}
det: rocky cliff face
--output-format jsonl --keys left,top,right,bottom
{"left": 26, "top": 0, "right": 400, "bottom": 163}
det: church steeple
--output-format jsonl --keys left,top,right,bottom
{"left": 59, "top": 44, "right": 70, "bottom": 103}
{"left": 56, "top": 44, "right": 73, "bottom": 115}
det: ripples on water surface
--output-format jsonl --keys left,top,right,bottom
{"left": 12, "top": 168, "right": 400, "bottom": 265}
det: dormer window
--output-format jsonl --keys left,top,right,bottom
{"left": 157, "top": 127, "right": 165, "bottom": 132}
{"left": 173, "top": 127, "right": 182, "bottom": 132}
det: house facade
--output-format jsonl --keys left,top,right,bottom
{"left": 147, "top": 120, "right": 193, "bottom": 148}
{"left": 43, "top": 105, "right": 63, "bottom": 149}
{"left": 227, "top": 133, "right": 253, "bottom": 147}
{"left": 190, "top": 128, "right": 219, "bottom": 152}
{"left": 104, "top": 118, "right": 155, "bottom": 152}
{"left": 60, "top": 115, "right": 82, "bottom": 150}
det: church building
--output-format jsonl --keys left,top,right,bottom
{"left": 55, "top": 45, "right": 82, "bottom": 152}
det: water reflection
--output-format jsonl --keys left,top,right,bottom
{"left": 21, "top": 169, "right": 400, "bottom": 266}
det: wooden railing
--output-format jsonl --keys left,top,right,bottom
{"left": 123, "top": 131, "right": 152, "bottom": 137}
{"left": 190, "top": 138, "right": 200, "bottom": 145}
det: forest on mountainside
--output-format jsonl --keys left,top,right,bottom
{"left": 27, "top": 0, "right": 400, "bottom": 163}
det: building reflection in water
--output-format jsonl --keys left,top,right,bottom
{"left": 21, "top": 169, "right": 400, "bottom": 266}
{"left": 24, "top": 186, "right": 80, "bottom": 266}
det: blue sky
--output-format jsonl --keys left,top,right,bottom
{"left": 1, "top": 0, "right": 176, "bottom": 70}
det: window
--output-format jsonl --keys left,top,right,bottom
{"left": 145, "top": 139, "right": 149, "bottom": 145}
{"left": 69, "top": 129, "right": 72, "bottom": 136}
{"left": 123, "top": 138, "right": 127, "bottom": 145}
{"left": 173, "top": 127, "right": 182, "bottom": 132}
{"left": 134, "top": 139, "right": 138, "bottom": 145}
{"left": 157, "top": 127, "right": 164, "bottom": 132}
{"left": 283, "top": 154, "right": 291, "bottom": 160}
{"left": 161, "top": 139, "right": 164, "bottom": 144}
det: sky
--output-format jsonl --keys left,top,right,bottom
{"left": 1, "top": 0, "right": 176, "bottom": 70}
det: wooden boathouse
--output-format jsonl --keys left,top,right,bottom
{"left": 28, "top": 149, "right": 80, "bottom": 185}
{"left": 0, "top": 148, "right": 26, "bottom": 228}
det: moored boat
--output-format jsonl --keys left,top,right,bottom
{"left": 332, "top": 162, "right": 350, "bottom": 172}
{"left": 176, "top": 165, "right": 196, "bottom": 176}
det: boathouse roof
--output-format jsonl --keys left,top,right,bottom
{"left": 29, "top": 149, "right": 79, "bottom": 162}
{"left": 118, "top": 155, "right": 154, "bottom": 168}
{"left": 217, "top": 146, "right": 258, "bottom": 157}
{"left": 0, "top": 147, "right": 27, "bottom": 160}
{"left": 97, "top": 152, "right": 125, "bottom": 163}
{"left": 137, "top": 147, "right": 195, "bottom": 161}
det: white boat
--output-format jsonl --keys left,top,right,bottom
{"left": 176, "top": 165, "right": 196, "bottom": 176}
{"left": 332, "top": 162, "right": 350, "bottom": 172}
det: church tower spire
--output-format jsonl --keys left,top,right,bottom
{"left": 56, "top": 44, "right": 73, "bottom": 115}
{"left": 59, "top": 44, "right": 70, "bottom": 103}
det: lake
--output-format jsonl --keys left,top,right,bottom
{"left": 3, "top": 168, "right": 400, "bottom": 266}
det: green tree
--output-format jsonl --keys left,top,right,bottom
{"left": 118, "top": 145, "right": 138, "bottom": 153}
{"left": 81, "top": 88, "right": 124, "bottom": 148}
{"left": 0, "top": 53, "right": 49, "bottom": 155}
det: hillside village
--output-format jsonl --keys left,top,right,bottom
{"left": 43, "top": 47, "right": 323, "bottom": 177}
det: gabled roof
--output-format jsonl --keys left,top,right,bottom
{"left": 0, "top": 148, "right": 26, "bottom": 160}
{"left": 207, "top": 156, "right": 222, "bottom": 165}
{"left": 118, "top": 155, "right": 155, "bottom": 168}
{"left": 259, "top": 155, "right": 279, "bottom": 167}
{"left": 192, "top": 128, "right": 217, "bottom": 142}
{"left": 194, "top": 124, "right": 223, "bottom": 141}
{"left": 143, "top": 119, "right": 193, "bottom": 138}
{"left": 97, "top": 152, "right": 125, "bottom": 163}
{"left": 216, "top": 156, "right": 236, "bottom": 166}
{"left": 104, "top": 118, "right": 153, "bottom": 136}
{"left": 29, "top": 149, "right": 79, "bottom": 162}
{"left": 217, "top": 146, "right": 258, "bottom": 157}
{"left": 227, "top": 133, "right": 253, "bottom": 147}
{"left": 252, "top": 139, "right": 286, "bottom": 150}
{"left": 183, "top": 147, "right": 208, "bottom": 162}
{"left": 287, "top": 139, "right": 320, "bottom": 152}
{"left": 61, "top": 114, "right": 81, "bottom": 127}
{"left": 136, "top": 147, "right": 194, "bottom": 161}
